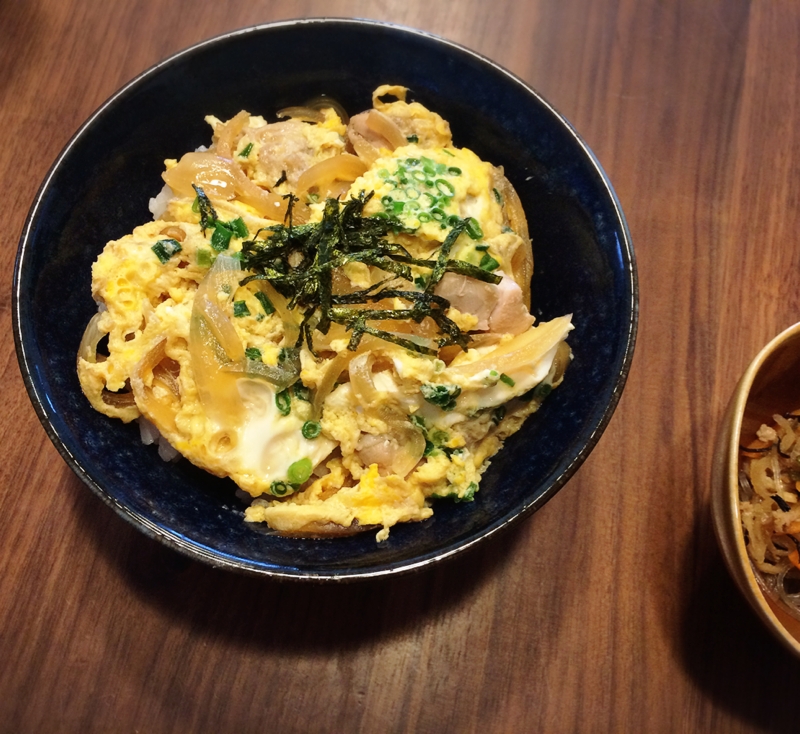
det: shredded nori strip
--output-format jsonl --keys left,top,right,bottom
{"left": 192, "top": 184, "right": 218, "bottom": 234}
{"left": 239, "top": 191, "right": 500, "bottom": 356}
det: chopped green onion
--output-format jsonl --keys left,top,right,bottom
{"left": 441, "top": 149, "right": 455, "bottom": 157}
{"left": 239, "top": 142, "right": 254, "bottom": 158}
{"left": 292, "top": 384, "right": 311, "bottom": 402}
{"left": 287, "top": 457, "right": 313, "bottom": 485}
{"left": 479, "top": 253, "right": 500, "bottom": 271}
{"left": 475, "top": 244, "right": 489, "bottom": 252}
{"left": 254, "top": 290, "right": 275, "bottom": 315}
{"left": 307, "top": 192, "right": 320, "bottom": 203}
{"left": 420, "top": 383, "right": 461, "bottom": 411}
{"left": 245, "top": 347, "right": 262, "bottom": 361}
{"left": 211, "top": 222, "right": 233, "bottom": 251}
{"left": 196, "top": 247, "right": 213, "bottom": 267}
{"left": 233, "top": 300, "right": 250, "bottom": 318}
{"left": 493, "top": 187, "right": 503, "bottom": 204}
{"left": 435, "top": 179, "right": 455, "bottom": 197}
{"left": 465, "top": 217, "right": 484, "bottom": 240}
{"left": 228, "top": 217, "right": 248, "bottom": 239}
{"left": 270, "top": 480, "right": 293, "bottom": 497}
{"left": 151, "top": 238, "right": 182, "bottom": 264}
{"left": 406, "top": 134, "right": 419, "bottom": 143}
{"left": 499, "top": 373, "right": 515, "bottom": 387}
{"left": 448, "top": 166, "right": 462, "bottom": 176}
{"left": 457, "top": 482, "right": 477, "bottom": 503}
{"left": 301, "top": 421, "right": 321, "bottom": 439}
{"left": 275, "top": 389, "right": 291, "bottom": 416}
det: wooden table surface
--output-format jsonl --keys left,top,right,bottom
{"left": 3, "top": 1, "right": 800, "bottom": 732}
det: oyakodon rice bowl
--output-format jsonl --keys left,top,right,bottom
{"left": 77, "top": 85, "right": 573, "bottom": 542}
{"left": 14, "top": 19, "right": 636, "bottom": 579}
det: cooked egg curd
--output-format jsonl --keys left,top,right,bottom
{"left": 77, "top": 85, "right": 573, "bottom": 541}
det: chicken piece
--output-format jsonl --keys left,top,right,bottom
{"left": 250, "top": 119, "right": 345, "bottom": 188}
{"left": 435, "top": 272, "right": 534, "bottom": 335}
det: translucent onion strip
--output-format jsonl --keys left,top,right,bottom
{"left": 447, "top": 315, "right": 573, "bottom": 379}
{"left": 213, "top": 110, "right": 250, "bottom": 158}
{"left": 276, "top": 106, "right": 326, "bottom": 124}
{"left": 130, "top": 339, "right": 179, "bottom": 435}
{"left": 492, "top": 167, "right": 532, "bottom": 307}
{"left": 78, "top": 311, "right": 105, "bottom": 363}
{"left": 295, "top": 154, "right": 368, "bottom": 198}
{"left": 365, "top": 110, "right": 407, "bottom": 150}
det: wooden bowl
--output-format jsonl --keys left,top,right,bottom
{"left": 712, "top": 321, "right": 800, "bottom": 657}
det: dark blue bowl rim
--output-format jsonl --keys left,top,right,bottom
{"left": 13, "top": 17, "right": 638, "bottom": 581}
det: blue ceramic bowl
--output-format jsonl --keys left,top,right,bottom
{"left": 13, "top": 19, "right": 637, "bottom": 580}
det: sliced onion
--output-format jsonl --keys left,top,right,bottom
{"left": 348, "top": 129, "right": 380, "bottom": 166}
{"left": 492, "top": 167, "right": 532, "bottom": 308}
{"left": 101, "top": 388, "right": 136, "bottom": 408}
{"left": 447, "top": 315, "right": 573, "bottom": 379}
{"left": 130, "top": 339, "right": 179, "bottom": 434}
{"left": 78, "top": 311, "right": 105, "bottom": 363}
{"left": 193, "top": 254, "right": 245, "bottom": 363}
{"left": 162, "top": 152, "right": 238, "bottom": 199}
{"left": 365, "top": 110, "right": 407, "bottom": 150}
{"left": 356, "top": 423, "right": 425, "bottom": 478}
{"left": 305, "top": 95, "right": 350, "bottom": 124}
{"left": 276, "top": 106, "right": 326, "bottom": 124}
{"left": 349, "top": 352, "right": 380, "bottom": 407}
{"left": 255, "top": 280, "right": 300, "bottom": 348}
{"left": 311, "top": 352, "right": 353, "bottom": 419}
{"left": 189, "top": 256, "right": 247, "bottom": 427}
{"left": 295, "top": 154, "right": 368, "bottom": 197}
{"left": 214, "top": 110, "right": 250, "bottom": 158}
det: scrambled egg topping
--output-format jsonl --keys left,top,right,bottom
{"left": 77, "top": 85, "right": 573, "bottom": 541}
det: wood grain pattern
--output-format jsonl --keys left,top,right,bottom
{"left": 3, "top": 0, "right": 800, "bottom": 731}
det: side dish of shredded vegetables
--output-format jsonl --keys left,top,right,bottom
{"left": 77, "top": 85, "right": 573, "bottom": 541}
{"left": 740, "top": 412, "right": 800, "bottom": 614}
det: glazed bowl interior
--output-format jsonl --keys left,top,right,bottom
{"left": 712, "top": 322, "right": 800, "bottom": 656}
{"left": 14, "top": 19, "right": 637, "bottom": 580}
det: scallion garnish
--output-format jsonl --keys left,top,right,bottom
{"left": 465, "top": 217, "right": 484, "bottom": 240}
{"left": 301, "top": 421, "right": 321, "bottom": 439}
{"left": 270, "top": 480, "right": 293, "bottom": 496}
{"left": 479, "top": 253, "right": 500, "bottom": 271}
{"left": 151, "top": 238, "right": 182, "bottom": 264}
{"left": 254, "top": 290, "right": 275, "bottom": 315}
{"left": 233, "top": 300, "right": 250, "bottom": 318}
{"left": 420, "top": 383, "right": 461, "bottom": 411}
{"left": 287, "top": 457, "right": 312, "bottom": 485}
{"left": 245, "top": 347, "right": 262, "bottom": 361}
{"left": 275, "top": 389, "right": 291, "bottom": 416}
{"left": 211, "top": 222, "right": 233, "bottom": 252}
{"left": 499, "top": 373, "right": 515, "bottom": 387}
{"left": 228, "top": 217, "right": 248, "bottom": 239}
{"left": 239, "top": 142, "right": 254, "bottom": 158}
{"left": 292, "top": 384, "right": 311, "bottom": 402}
{"left": 196, "top": 247, "right": 213, "bottom": 267}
